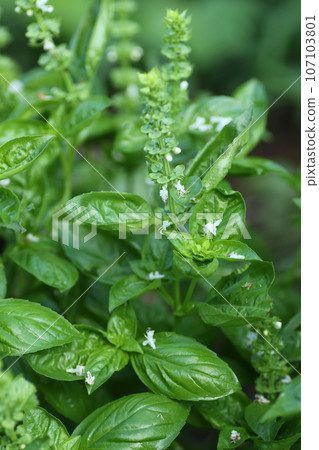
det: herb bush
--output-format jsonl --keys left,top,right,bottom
{"left": 0, "top": 1, "right": 301, "bottom": 449}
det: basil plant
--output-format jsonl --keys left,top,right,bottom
{"left": 0, "top": 1, "right": 300, "bottom": 449}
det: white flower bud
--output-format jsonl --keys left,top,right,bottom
{"left": 43, "top": 39, "right": 55, "bottom": 51}
{"left": 165, "top": 154, "right": 173, "bottom": 162}
{"left": 173, "top": 146, "right": 182, "bottom": 154}
{"left": 26, "top": 9, "right": 33, "bottom": 16}
{"left": 273, "top": 321, "right": 282, "bottom": 330}
{"left": 0, "top": 179, "right": 10, "bottom": 187}
{"left": 180, "top": 81, "right": 188, "bottom": 90}
{"left": 14, "top": 6, "right": 21, "bottom": 13}
{"left": 130, "top": 46, "right": 144, "bottom": 62}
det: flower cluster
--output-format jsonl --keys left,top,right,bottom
{"left": 161, "top": 9, "right": 192, "bottom": 115}
{"left": 251, "top": 319, "right": 291, "bottom": 398}
{"left": 66, "top": 364, "right": 95, "bottom": 386}
{"left": 107, "top": 0, "right": 142, "bottom": 109}
{"left": 139, "top": 10, "right": 192, "bottom": 211}
{"left": 15, "top": 0, "right": 72, "bottom": 73}
{"left": 139, "top": 67, "right": 185, "bottom": 189}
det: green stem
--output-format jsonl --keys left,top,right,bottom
{"left": 159, "top": 287, "right": 175, "bottom": 309}
{"left": 173, "top": 270, "right": 181, "bottom": 310}
{"left": 162, "top": 156, "right": 176, "bottom": 214}
{"left": 62, "top": 70, "right": 74, "bottom": 93}
{"left": 183, "top": 278, "right": 197, "bottom": 309}
{"left": 59, "top": 142, "right": 72, "bottom": 202}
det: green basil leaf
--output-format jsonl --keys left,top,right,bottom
{"left": 184, "top": 95, "right": 245, "bottom": 137}
{"left": 0, "top": 258, "right": 7, "bottom": 298}
{"left": 0, "top": 135, "right": 55, "bottom": 180}
{"left": 109, "top": 275, "right": 161, "bottom": 311}
{"left": 261, "top": 376, "right": 301, "bottom": 421}
{"left": 61, "top": 436, "right": 82, "bottom": 450}
{"left": 131, "top": 332, "right": 240, "bottom": 401}
{"left": 85, "top": 345, "right": 129, "bottom": 394}
{"left": 173, "top": 251, "right": 219, "bottom": 279}
{"left": 64, "top": 191, "right": 153, "bottom": 232}
{"left": 170, "top": 176, "right": 202, "bottom": 208}
{"left": 114, "top": 119, "right": 146, "bottom": 155}
{"left": 62, "top": 226, "right": 134, "bottom": 285}
{"left": 217, "top": 425, "right": 251, "bottom": 449}
{"left": 72, "top": 393, "right": 190, "bottom": 449}
{"left": 281, "top": 313, "right": 301, "bottom": 361}
{"left": 9, "top": 245, "right": 79, "bottom": 292}
{"left": 23, "top": 407, "right": 70, "bottom": 447}
{"left": 27, "top": 325, "right": 107, "bottom": 381}
{"left": 70, "top": 0, "right": 114, "bottom": 78}
{"left": 190, "top": 189, "right": 246, "bottom": 241}
{"left": 201, "top": 109, "right": 252, "bottom": 191}
{"left": 198, "top": 261, "right": 274, "bottom": 327}
{"left": 65, "top": 96, "right": 111, "bottom": 136}
{"left": 141, "top": 234, "right": 173, "bottom": 272}
{"left": 230, "top": 156, "right": 290, "bottom": 178}
{"left": 187, "top": 112, "right": 248, "bottom": 177}
{"left": 245, "top": 402, "right": 283, "bottom": 441}
{"left": 85, "top": 0, "right": 113, "bottom": 77}
{"left": 233, "top": 78, "right": 268, "bottom": 155}
{"left": 0, "top": 187, "right": 20, "bottom": 226}
{"left": 106, "top": 303, "right": 142, "bottom": 353}
{"left": 211, "top": 240, "right": 261, "bottom": 261}
{"left": 0, "top": 298, "right": 79, "bottom": 355}
{"left": 196, "top": 391, "right": 250, "bottom": 430}
{"left": 252, "top": 434, "right": 301, "bottom": 450}
{"left": 39, "top": 379, "right": 110, "bottom": 424}
{"left": 0, "top": 119, "right": 52, "bottom": 147}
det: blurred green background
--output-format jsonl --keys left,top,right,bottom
{"left": 1, "top": 0, "right": 300, "bottom": 267}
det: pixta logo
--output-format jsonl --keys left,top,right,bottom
{"left": 52, "top": 203, "right": 97, "bottom": 249}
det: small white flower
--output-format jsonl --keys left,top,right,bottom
{"left": 189, "top": 116, "right": 212, "bottom": 132}
{"left": 26, "top": 9, "right": 33, "bottom": 16}
{"left": 143, "top": 328, "right": 156, "bottom": 350}
{"left": 145, "top": 178, "right": 155, "bottom": 185}
{"left": 43, "top": 39, "right": 55, "bottom": 51}
{"left": 230, "top": 430, "right": 241, "bottom": 444}
{"left": 126, "top": 84, "right": 139, "bottom": 99}
{"left": 165, "top": 153, "right": 173, "bottom": 162}
{"left": 66, "top": 364, "right": 85, "bottom": 376}
{"left": 255, "top": 394, "right": 270, "bottom": 404}
{"left": 246, "top": 331, "right": 258, "bottom": 346}
{"left": 210, "top": 116, "right": 232, "bottom": 132}
{"left": 228, "top": 252, "right": 245, "bottom": 259}
{"left": 281, "top": 375, "right": 292, "bottom": 384}
{"left": 106, "top": 46, "right": 118, "bottom": 62}
{"left": 159, "top": 220, "right": 171, "bottom": 235}
{"left": 9, "top": 79, "right": 23, "bottom": 93}
{"left": 203, "top": 220, "right": 222, "bottom": 237}
{"left": 173, "top": 146, "right": 182, "bottom": 154}
{"left": 174, "top": 180, "right": 189, "bottom": 196}
{"left": 85, "top": 371, "right": 95, "bottom": 386}
{"left": 263, "top": 329, "right": 269, "bottom": 336}
{"left": 130, "top": 46, "right": 144, "bottom": 61}
{"left": 146, "top": 271, "right": 165, "bottom": 280}
{"left": 26, "top": 233, "right": 40, "bottom": 243}
{"left": 36, "top": 0, "right": 54, "bottom": 13}
{"left": 0, "top": 178, "right": 10, "bottom": 187}
{"left": 273, "top": 321, "right": 282, "bottom": 330}
{"left": 241, "top": 282, "right": 253, "bottom": 289}
{"left": 159, "top": 185, "right": 169, "bottom": 203}
{"left": 14, "top": 6, "right": 21, "bottom": 13}
{"left": 180, "top": 81, "right": 188, "bottom": 90}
